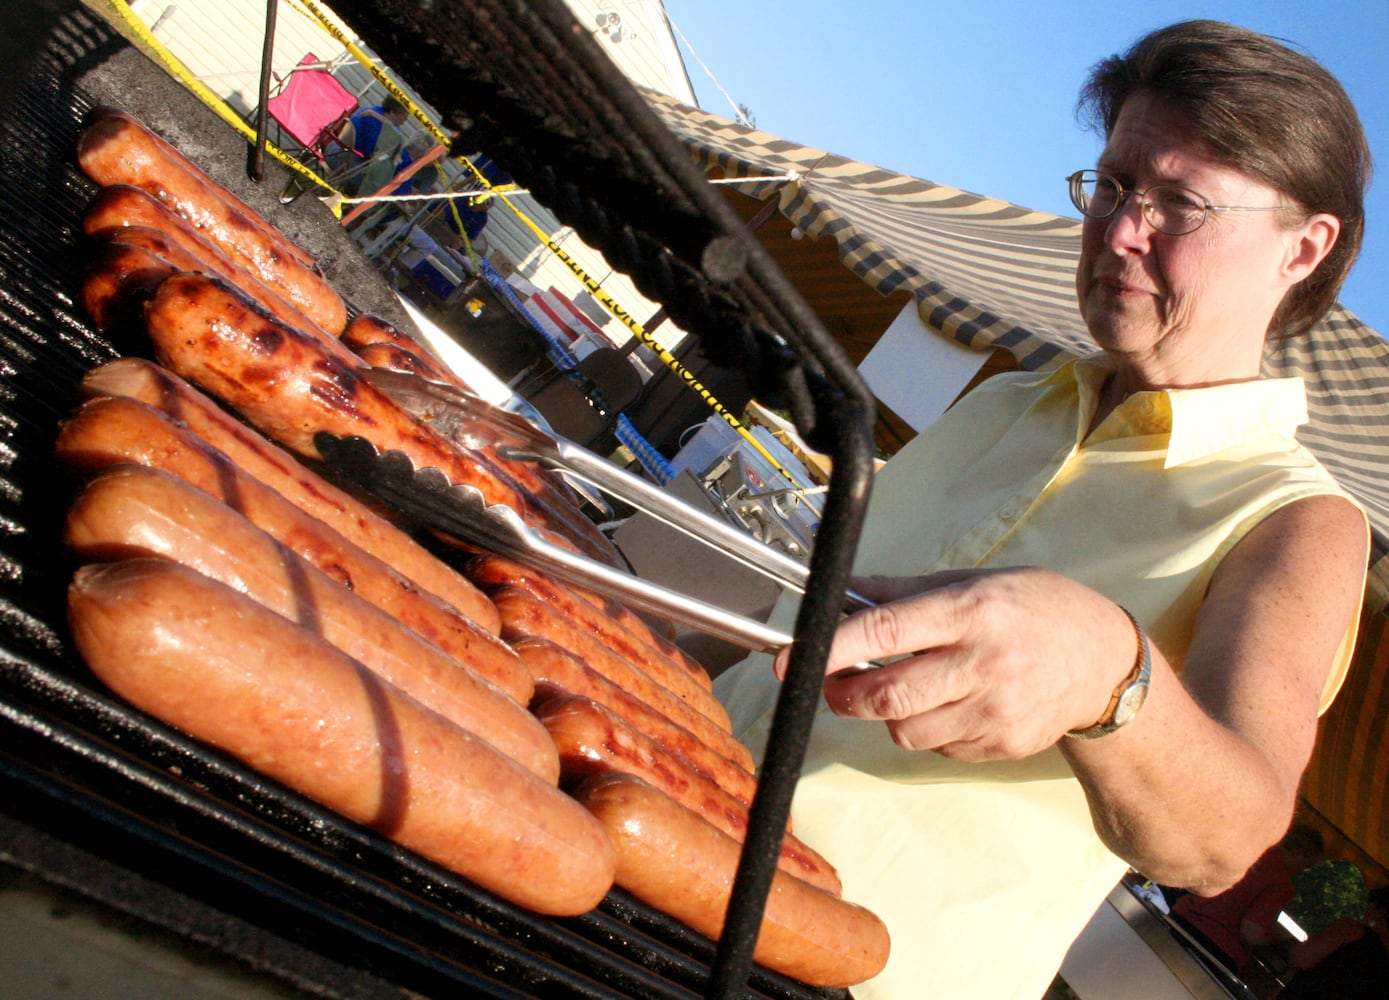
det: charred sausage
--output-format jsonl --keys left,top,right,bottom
{"left": 77, "top": 110, "right": 346, "bottom": 333}
{"left": 84, "top": 184, "right": 349, "bottom": 356}
{"left": 142, "top": 272, "right": 622, "bottom": 567}
{"left": 54, "top": 395, "right": 527, "bottom": 701}
{"left": 492, "top": 586, "right": 743, "bottom": 761}
{"left": 468, "top": 554, "right": 715, "bottom": 699}
{"left": 78, "top": 357, "right": 501, "bottom": 635}
{"left": 351, "top": 341, "right": 445, "bottom": 379}
{"left": 81, "top": 231, "right": 349, "bottom": 364}
{"left": 342, "top": 320, "right": 586, "bottom": 513}
{"left": 83, "top": 108, "right": 317, "bottom": 269}
{"left": 469, "top": 554, "right": 710, "bottom": 688}
{"left": 515, "top": 637, "right": 761, "bottom": 809}
{"left": 341, "top": 314, "right": 456, "bottom": 382}
{"left": 79, "top": 240, "right": 180, "bottom": 333}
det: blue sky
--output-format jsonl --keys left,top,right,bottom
{"left": 660, "top": 0, "right": 1387, "bottom": 336}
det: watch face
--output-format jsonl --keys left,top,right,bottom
{"left": 1113, "top": 683, "right": 1148, "bottom": 728}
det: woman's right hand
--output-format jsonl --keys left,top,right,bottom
{"left": 774, "top": 566, "right": 1140, "bottom": 761}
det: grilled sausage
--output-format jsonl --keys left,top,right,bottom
{"left": 84, "top": 180, "right": 217, "bottom": 242}
{"left": 342, "top": 314, "right": 456, "bottom": 382}
{"left": 352, "top": 341, "right": 445, "bottom": 379}
{"left": 491, "top": 587, "right": 744, "bottom": 761}
{"left": 535, "top": 695, "right": 839, "bottom": 895}
{"left": 468, "top": 554, "right": 715, "bottom": 699}
{"left": 78, "top": 358, "right": 501, "bottom": 635}
{"left": 54, "top": 395, "right": 528, "bottom": 702}
{"left": 343, "top": 366, "right": 588, "bottom": 523}
{"left": 515, "top": 637, "right": 761, "bottom": 810}
{"left": 64, "top": 464, "right": 555, "bottom": 782}
{"left": 142, "top": 272, "right": 622, "bottom": 567}
{"left": 81, "top": 231, "right": 350, "bottom": 365}
{"left": 79, "top": 240, "right": 179, "bottom": 333}
{"left": 95, "top": 226, "right": 216, "bottom": 282}
{"left": 83, "top": 109, "right": 316, "bottom": 268}
{"left": 84, "top": 185, "right": 312, "bottom": 317}
{"left": 68, "top": 559, "right": 614, "bottom": 916}
{"left": 343, "top": 321, "right": 586, "bottom": 515}
{"left": 574, "top": 773, "right": 889, "bottom": 988}
{"left": 470, "top": 555, "right": 708, "bottom": 686}
{"left": 84, "top": 184, "right": 352, "bottom": 357}
{"left": 76, "top": 109, "right": 346, "bottom": 333}
{"left": 577, "top": 592, "right": 706, "bottom": 679}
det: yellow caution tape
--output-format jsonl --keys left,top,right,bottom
{"left": 492, "top": 187, "right": 799, "bottom": 482}
{"left": 438, "top": 163, "right": 485, "bottom": 273}
{"left": 289, "top": 0, "right": 450, "bottom": 147}
{"left": 120, "top": 0, "right": 798, "bottom": 482}
{"left": 289, "top": 0, "right": 795, "bottom": 480}
{"left": 100, "top": 0, "right": 344, "bottom": 209}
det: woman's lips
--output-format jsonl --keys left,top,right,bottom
{"left": 1095, "top": 273, "right": 1154, "bottom": 297}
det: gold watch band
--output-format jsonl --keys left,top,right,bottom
{"left": 1064, "top": 606, "right": 1152, "bottom": 740}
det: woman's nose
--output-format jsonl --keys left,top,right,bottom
{"left": 1104, "top": 193, "right": 1156, "bottom": 251}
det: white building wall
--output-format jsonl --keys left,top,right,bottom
{"left": 125, "top": 0, "right": 355, "bottom": 116}
{"left": 565, "top": 0, "right": 697, "bottom": 104}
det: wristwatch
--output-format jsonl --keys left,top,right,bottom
{"left": 1065, "top": 607, "right": 1152, "bottom": 740}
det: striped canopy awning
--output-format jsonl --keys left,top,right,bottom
{"left": 646, "top": 91, "right": 1389, "bottom": 611}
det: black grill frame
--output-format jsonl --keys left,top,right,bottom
{"left": 0, "top": 4, "right": 877, "bottom": 998}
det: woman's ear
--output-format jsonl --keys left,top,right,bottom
{"left": 1281, "top": 213, "right": 1341, "bottom": 286}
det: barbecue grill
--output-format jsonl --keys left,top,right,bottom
{"left": 0, "top": 3, "right": 877, "bottom": 997}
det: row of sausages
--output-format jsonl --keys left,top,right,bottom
{"left": 62, "top": 107, "right": 889, "bottom": 988}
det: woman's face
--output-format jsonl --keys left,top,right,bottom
{"left": 1075, "top": 93, "right": 1301, "bottom": 382}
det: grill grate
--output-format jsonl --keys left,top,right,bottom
{"left": 0, "top": 5, "right": 859, "bottom": 1000}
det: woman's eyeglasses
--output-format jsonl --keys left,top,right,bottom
{"left": 1066, "top": 169, "right": 1283, "bottom": 236}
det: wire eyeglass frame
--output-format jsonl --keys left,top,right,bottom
{"left": 1066, "top": 169, "right": 1284, "bottom": 235}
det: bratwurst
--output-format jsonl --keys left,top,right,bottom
{"left": 575, "top": 773, "right": 889, "bottom": 988}
{"left": 536, "top": 694, "right": 840, "bottom": 896}
{"left": 515, "top": 637, "right": 762, "bottom": 810}
{"left": 76, "top": 109, "right": 346, "bottom": 333}
{"left": 69, "top": 559, "right": 614, "bottom": 916}
{"left": 142, "top": 272, "right": 622, "bottom": 567}
{"left": 78, "top": 358, "right": 502, "bottom": 635}
{"left": 65, "top": 464, "right": 556, "bottom": 782}
{"left": 54, "top": 395, "right": 527, "bottom": 701}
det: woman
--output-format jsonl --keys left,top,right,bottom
{"left": 715, "top": 20, "right": 1371, "bottom": 1000}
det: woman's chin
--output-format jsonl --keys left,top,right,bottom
{"left": 1084, "top": 317, "right": 1157, "bottom": 356}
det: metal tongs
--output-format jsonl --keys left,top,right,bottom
{"left": 317, "top": 368, "right": 870, "bottom": 652}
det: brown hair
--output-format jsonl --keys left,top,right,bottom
{"left": 1077, "top": 20, "right": 1371, "bottom": 339}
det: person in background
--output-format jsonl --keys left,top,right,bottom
{"left": 345, "top": 95, "right": 408, "bottom": 195}
{"left": 1278, "top": 885, "right": 1389, "bottom": 999}
{"left": 400, "top": 167, "right": 491, "bottom": 261}
{"left": 448, "top": 156, "right": 511, "bottom": 258}
{"left": 394, "top": 224, "right": 466, "bottom": 302}
{"left": 714, "top": 20, "right": 1371, "bottom": 999}
{"left": 1170, "top": 824, "right": 1324, "bottom": 977}
{"left": 391, "top": 135, "right": 435, "bottom": 196}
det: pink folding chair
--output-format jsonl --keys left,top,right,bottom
{"left": 265, "top": 53, "right": 359, "bottom": 175}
